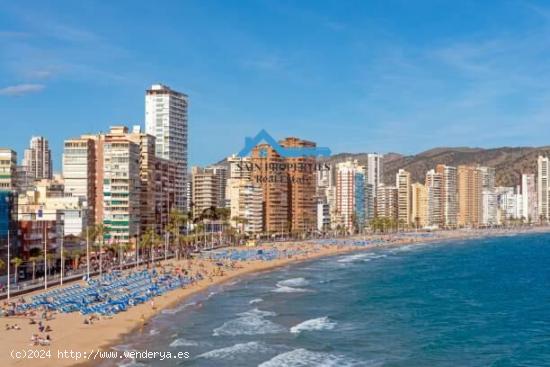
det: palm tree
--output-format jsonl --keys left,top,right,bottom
{"left": 232, "top": 216, "right": 249, "bottom": 245}
{"left": 140, "top": 228, "right": 160, "bottom": 265}
{"left": 28, "top": 256, "right": 39, "bottom": 281}
{"left": 167, "top": 209, "right": 187, "bottom": 258}
{"left": 414, "top": 216, "right": 421, "bottom": 230}
{"left": 10, "top": 257, "right": 23, "bottom": 284}
{"left": 398, "top": 219, "right": 406, "bottom": 232}
{"left": 28, "top": 248, "right": 43, "bottom": 281}
{"left": 46, "top": 253, "right": 55, "bottom": 277}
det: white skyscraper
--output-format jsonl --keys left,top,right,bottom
{"left": 23, "top": 136, "right": 52, "bottom": 180}
{"left": 537, "top": 156, "right": 550, "bottom": 222}
{"left": 367, "top": 153, "right": 383, "bottom": 197}
{"left": 145, "top": 84, "right": 189, "bottom": 212}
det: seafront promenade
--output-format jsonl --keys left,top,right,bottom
{"left": 0, "top": 226, "right": 548, "bottom": 367}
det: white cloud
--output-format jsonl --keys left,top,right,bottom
{"left": 25, "top": 69, "right": 55, "bottom": 79}
{"left": 0, "top": 83, "right": 45, "bottom": 96}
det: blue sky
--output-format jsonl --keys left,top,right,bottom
{"left": 2, "top": 0, "right": 550, "bottom": 171}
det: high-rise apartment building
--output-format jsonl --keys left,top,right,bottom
{"left": 66, "top": 126, "right": 178, "bottom": 238}
{"left": 458, "top": 165, "right": 483, "bottom": 227}
{"left": 102, "top": 127, "right": 141, "bottom": 243}
{"left": 226, "top": 155, "right": 263, "bottom": 234}
{"left": 479, "top": 166, "right": 497, "bottom": 226}
{"left": 279, "top": 137, "right": 317, "bottom": 234}
{"left": 63, "top": 138, "right": 97, "bottom": 227}
{"left": 396, "top": 169, "right": 411, "bottom": 226}
{"left": 497, "top": 186, "right": 522, "bottom": 222}
{"left": 251, "top": 144, "right": 289, "bottom": 234}
{"left": 435, "top": 164, "right": 458, "bottom": 228}
{"left": 208, "top": 166, "right": 228, "bottom": 209}
{"left": 145, "top": 84, "right": 189, "bottom": 212}
{"left": 192, "top": 166, "right": 225, "bottom": 218}
{"left": 376, "top": 184, "right": 398, "bottom": 220}
{"left": 0, "top": 149, "right": 17, "bottom": 191}
{"left": 23, "top": 136, "right": 52, "bottom": 180}
{"left": 537, "top": 156, "right": 550, "bottom": 222}
{"left": 411, "top": 182, "right": 428, "bottom": 228}
{"left": 354, "top": 170, "right": 366, "bottom": 231}
{"left": 367, "top": 153, "right": 383, "bottom": 197}
{"left": 229, "top": 180, "right": 263, "bottom": 234}
{"left": 336, "top": 161, "right": 358, "bottom": 231}
{"left": 425, "top": 169, "right": 443, "bottom": 227}
{"left": 0, "top": 190, "right": 18, "bottom": 269}
{"left": 482, "top": 189, "right": 498, "bottom": 226}
{"left": 521, "top": 173, "right": 537, "bottom": 223}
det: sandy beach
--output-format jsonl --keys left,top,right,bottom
{"left": 1, "top": 226, "right": 549, "bottom": 367}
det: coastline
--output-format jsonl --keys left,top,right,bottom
{"left": 2, "top": 226, "right": 550, "bottom": 367}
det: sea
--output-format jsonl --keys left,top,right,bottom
{"left": 106, "top": 232, "right": 550, "bottom": 367}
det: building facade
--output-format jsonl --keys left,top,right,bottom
{"left": 279, "top": 137, "right": 317, "bottom": 234}
{"left": 0, "top": 191, "right": 18, "bottom": 272}
{"left": 250, "top": 144, "right": 289, "bottom": 234}
{"left": 335, "top": 161, "right": 358, "bottom": 231}
{"left": 396, "top": 169, "right": 411, "bottom": 226}
{"left": 367, "top": 153, "right": 383, "bottom": 199}
{"left": 0, "top": 149, "right": 17, "bottom": 191}
{"left": 23, "top": 136, "right": 52, "bottom": 180}
{"left": 102, "top": 127, "right": 141, "bottom": 243}
{"left": 537, "top": 156, "right": 550, "bottom": 222}
{"left": 521, "top": 173, "right": 537, "bottom": 223}
{"left": 457, "top": 165, "right": 483, "bottom": 227}
{"left": 411, "top": 182, "right": 428, "bottom": 228}
{"left": 63, "top": 137, "right": 97, "bottom": 227}
{"left": 435, "top": 164, "right": 458, "bottom": 228}
{"left": 376, "top": 184, "right": 398, "bottom": 221}
{"left": 145, "top": 84, "right": 189, "bottom": 212}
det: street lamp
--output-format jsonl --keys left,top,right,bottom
{"left": 3, "top": 195, "right": 11, "bottom": 300}
{"left": 43, "top": 220, "right": 48, "bottom": 290}
{"left": 60, "top": 213, "right": 64, "bottom": 285}
{"left": 86, "top": 226, "right": 90, "bottom": 280}
{"left": 6, "top": 228, "right": 10, "bottom": 300}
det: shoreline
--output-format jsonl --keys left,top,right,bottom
{"left": 2, "top": 226, "right": 550, "bottom": 367}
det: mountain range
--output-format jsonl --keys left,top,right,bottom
{"left": 215, "top": 146, "right": 550, "bottom": 187}
{"left": 324, "top": 146, "right": 550, "bottom": 187}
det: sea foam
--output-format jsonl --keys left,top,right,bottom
{"left": 337, "top": 253, "right": 371, "bottom": 263}
{"left": 272, "top": 278, "right": 310, "bottom": 293}
{"left": 277, "top": 277, "right": 310, "bottom": 287}
{"left": 249, "top": 298, "right": 263, "bottom": 304}
{"left": 169, "top": 338, "right": 200, "bottom": 347}
{"left": 161, "top": 301, "right": 196, "bottom": 315}
{"left": 213, "top": 308, "right": 285, "bottom": 336}
{"left": 290, "top": 316, "right": 337, "bottom": 334}
{"left": 258, "top": 348, "right": 367, "bottom": 367}
{"left": 197, "top": 341, "right": 272, "bottom": 360}
{"left": 272, "top": 285, "right": 309, "bottom": 293}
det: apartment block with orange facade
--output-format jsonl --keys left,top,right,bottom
{"left": 250, "top": 144, "right": 289, "bottom": 234}
{"left": 457, "top": 165, "right": 483, "bottom": 227}
{"left": 279, "top": 137, "right": 317, "bottom": 234}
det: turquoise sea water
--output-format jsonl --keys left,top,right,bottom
{"left": 109, "top": 233, "right": 550, "bottom": 366}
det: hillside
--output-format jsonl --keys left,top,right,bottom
{"left": 324, "top": 146, "right": 550, "bottom": 187}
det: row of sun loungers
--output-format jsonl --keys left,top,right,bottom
{"left": 16, "top": 269, "right": 195, "bottom": 317}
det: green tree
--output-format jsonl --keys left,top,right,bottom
{"left": 140, "top": 228, "right": 161, "bottom": 264}
{"left": 167, "top": 209, "right": 188, "bottom": 258}
{"left": 10, "top": 257, "right": 23, "bottom": 284}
